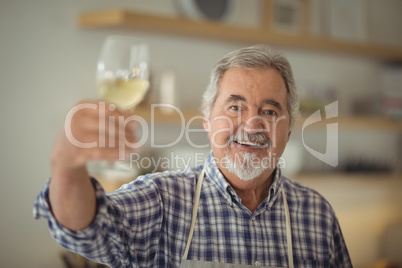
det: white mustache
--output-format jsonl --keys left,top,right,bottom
{"left": 227, "top": 132, "right": 271, "bottom": 148}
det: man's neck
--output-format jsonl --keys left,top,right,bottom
{"left": 220, "top": 167, "right": 274, "bottom": 213}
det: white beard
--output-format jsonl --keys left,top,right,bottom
{"left": 223, "top": 150, "right": 271, "bottom": 181}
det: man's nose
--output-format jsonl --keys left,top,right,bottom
{"left": 243, "top": 112, "right": 269, "bottom": 135}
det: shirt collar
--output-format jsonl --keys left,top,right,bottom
{"left": 204, "top": 152, "right": 234, "bottom": 206}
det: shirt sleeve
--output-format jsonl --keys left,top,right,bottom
{"left": 33, "top": 176, "right": 164, "bottom": 267}
{"left": 330, "top": 215, "right": 353, "bottom": 268}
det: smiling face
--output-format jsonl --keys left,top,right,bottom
{"left": 204, "top": 67, "right": 291, "bottom": 183}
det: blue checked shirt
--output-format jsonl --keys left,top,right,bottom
{"left": 33, "top": 153, "right": 352, "bottom": 267}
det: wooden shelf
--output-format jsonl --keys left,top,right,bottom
{"left": 294, "top": 115, "right": 402, "bottom": 132}
{"left": 295, "top": 172, "right": 402, "bottom": 181}
{"left": 97, "top": 172, "right": 401, "bottom": 193}
{"left": 134, "top": 105, "right": 202, "bottom": 123}
{"left": 133, "top": 106, "right": 402, "bottom": 133}
{"left": 78, "top": 9, "right": 402, "bottom": 62}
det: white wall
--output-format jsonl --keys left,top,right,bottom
{"left": 0, "top": 1, "right": 401, "bottom": 267}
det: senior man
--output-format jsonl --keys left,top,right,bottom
{"left": 34, "top": 45, "right": 352, "bottom": 267}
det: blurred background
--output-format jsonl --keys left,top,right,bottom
{"left": 0, "top": 0, "right": 401, "bottom": 267}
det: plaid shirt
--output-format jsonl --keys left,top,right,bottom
{"left": 33, "top": 153, "right": 352, "bottom": 267}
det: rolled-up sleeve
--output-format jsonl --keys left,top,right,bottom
{"left": 33, "top": 178, "right": 114, "bottom": 260}
{"left": 33, "top": 176, "right": 165, "bottom": 267}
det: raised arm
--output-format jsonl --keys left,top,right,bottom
{"left": 49, "top": 100, "right": 137, "bottom": 231}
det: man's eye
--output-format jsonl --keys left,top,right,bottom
{"left": 229, "top": 105, "right": 241, "bottom": 111}
{"left": 263, "top": 110, "right": 277, "bottom": 116}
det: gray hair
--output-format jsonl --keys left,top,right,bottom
{"left": 202, "top": 45, "right": 300, "bottom": 129}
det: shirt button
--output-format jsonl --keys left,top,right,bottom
{"left": 255, "top": 260, "right": 261, "bottom": 266}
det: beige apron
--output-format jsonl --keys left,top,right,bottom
{"left": 180, "top": 168, "right": 294, "bottom": 268}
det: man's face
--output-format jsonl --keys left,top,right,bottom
{"left": 204, "top": 67, "right": 291, "bottom": 181}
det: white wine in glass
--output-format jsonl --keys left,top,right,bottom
{"left": 97, "top": 78, "right": 150, "bottom": 111}
{"left": 89, "top": 36, "right": 150, "bottom": 179}
{"left": 97, "top": 36, "right": 150, "bottom": 110}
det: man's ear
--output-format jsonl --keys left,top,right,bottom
{"left": 203, "top": 116, "right": 211, "bottom": 133}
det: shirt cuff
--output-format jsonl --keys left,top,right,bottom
{"left": 32, "top": 177, "right": 108, "bottom": 247}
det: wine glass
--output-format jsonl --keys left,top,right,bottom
{"left": 97, "top": 36, "right": 150, "bottom": 111}
{"left": 88, "top": 35, "right": 150, "bottom": 179}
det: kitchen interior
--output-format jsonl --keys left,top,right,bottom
{"left": 0, "top": 0, "right": 401, "bottom": 267}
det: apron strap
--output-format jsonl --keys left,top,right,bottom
{"left": 182, "top": 167, "right": 205, "bottom": 260}
{"left": 282, "top": 187, "right": 294, "bottom": 268}
{"left": 182, "top": 167, "right": 294, "bottom": 268}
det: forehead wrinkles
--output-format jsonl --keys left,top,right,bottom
{"left": 212, "top": 68, "right": 289, "bottom": 116}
